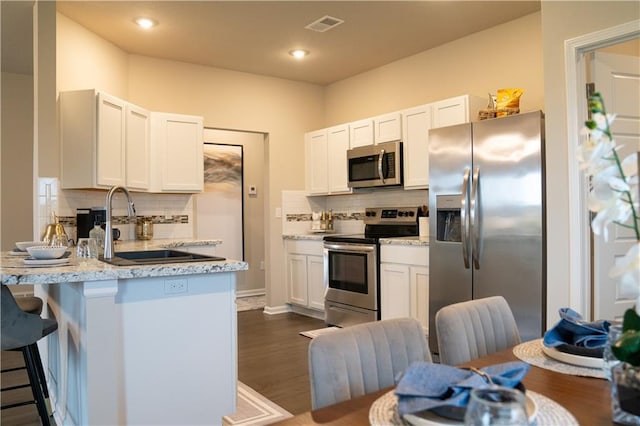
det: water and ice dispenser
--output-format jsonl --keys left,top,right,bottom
{"left": 436, "top": 194, "right": 462, "bottom": 242}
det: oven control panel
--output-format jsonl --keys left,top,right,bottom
{"left": 363, "top": 207, "right": 419, "bottom": 224}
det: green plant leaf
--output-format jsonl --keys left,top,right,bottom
{"left": 612, "top": 330, "right": 640, "bottom": 367}
{"left": 622, "top": 308, "right": 640, "bottom": 332}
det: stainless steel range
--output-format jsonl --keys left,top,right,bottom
{"left": 323, "top": 206, "right": 419, "bottom": 327}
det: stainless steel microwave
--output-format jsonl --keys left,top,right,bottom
{"left": 347, "top": 140, "right": 403, "bottom": 188}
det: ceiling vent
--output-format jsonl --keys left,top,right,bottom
{"left": 305, "top": 15, "right": 344, "bottom": 33}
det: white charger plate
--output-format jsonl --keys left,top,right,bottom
{"left": 23, "top": 257, "right": 71, "bottom": 267}
{"left": 541, "top": 345, "right": 603, "bottom": 369}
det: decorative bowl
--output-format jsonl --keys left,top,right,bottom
{"left": 15, "top": 241, "right": 43, "bottom": 252}
{"left": 26, "top": 245, "right": 67, "bottom": 260}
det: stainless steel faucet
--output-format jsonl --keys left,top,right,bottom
{"left": 103, "top": 186, "right": 136, "bottom": 259}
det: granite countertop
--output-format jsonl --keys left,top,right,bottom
{"left": 379, "top": 236, "right": 429, "bottom": 246}
{"left": 282, "top": 233, "right": 327, "bottom": 241}
{"left": 1, "top": 239, "right": 246, "bottom": 285}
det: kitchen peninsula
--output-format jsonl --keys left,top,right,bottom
{"left": 1, "top": 239, "right": 248, "bottom": 425}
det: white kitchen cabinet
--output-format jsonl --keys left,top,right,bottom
{"left": 327, "top": 125, "right": 352, "bottom": 194}
{"left": 431, "top": 94, "right": 485, "bottom": 129}
{"left": 349, "top": 118, "right": 374, "bottom": 148}
{"left": 125, "top": 104, "right": 151, "bottom": 190}
{"left": 380, "top": 244, "right": 429, "bottom": 332}
{"left": 401, "top": 104, "right": 432, "bottom": 189}
{"left": 305, "top": 129, "right": 329, "bottom": 195}
{"left": 285, "top": 239, "right": 325, "bottom": 312}
{"left": 305, "top": 125, "right": 351, "bottom": 195}
{"left": 60, "top": 90, "right": 132, "bottom": 189}
{"left": 374, "top": 112, "right": 402, "bottom": 143}
{"left": 150, "top": 112, "right": 204, "bottom": 193}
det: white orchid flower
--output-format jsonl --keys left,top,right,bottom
{"left": 610, "top": 243, "right": 640, "bottom": 303}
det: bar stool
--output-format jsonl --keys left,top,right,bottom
{"left": 1, "top": 286, "right": 57, "bottom": 425}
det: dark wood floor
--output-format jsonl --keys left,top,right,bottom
{"left": 237, "top": 310, "right": 324, "bottom": 414}
{"left": 1, "top": 309, "right": 323, "bottom": 424}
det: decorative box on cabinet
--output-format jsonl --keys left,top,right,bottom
{"left": 150, "top": 112, "right": 204, "bottom": 193}
{"left": 380, "top": 244, "right": 429, "bottom": 332}
{"left": 285, "top": 240, "right": 325, "bottom": 312}
{"left": 60, "top": 90, "right": 150, "bottom": 190}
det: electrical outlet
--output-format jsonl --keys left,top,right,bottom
{"left": 165, "top": 279, "right": 188, "bottom": 294}
{"left": 259, "top": 260, "right": 265, "bottom": 270}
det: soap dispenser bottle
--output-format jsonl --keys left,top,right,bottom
{"left": 89, "top": 222, "right": 106, "bottom": 256}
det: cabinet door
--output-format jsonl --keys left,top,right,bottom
{"left": 432, "top": 95, "right": 469, "bottom": 129}
{"left": 374, "top": 112, "right": 402, "bottom": 143}
{"left": 125, "top": 104, "right": 151, "bottom": 190}
{"left": 307, "top": 255, "right": 326, "bottom": 310}
{"left": 380, "top": 263, "right": 410, "bottom": 320}
{"left": 96, "top": 92, "right": 126, "bottom": 187}
{"left": 287, "top": 254, "right": 308, "bottom": 306}
{"left": 349, "top": 119, "right": 374, "bottom": 148}
{"left": 402, "top": 105, "right": 431, "bottom": 189}
{"left": 153, "top": 113, "right": 204, "bottom": 192}
{"left": 305, "top": 130, "right": 329, "bottom": 195}
{"left": 326, "top": 125, "right": 351, "bottom": 194}
{"left": 410, "top": 266, "right": 429, "bottom": 332}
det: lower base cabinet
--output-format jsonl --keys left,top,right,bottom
{"left": 285, "top": 240, "right": 325, "bottom": 311}
{"left": 380, "top": 244, "right": 429, "bottom": 332}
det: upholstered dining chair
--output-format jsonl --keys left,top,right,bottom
{"left": 1, "top": 285, "right": 57, "bottom": 426}
{"left": 308, "top": 317, "right": 432, "bottom": 410}
{"left": 435, "top": 296, "right": 521, "bottom": 366}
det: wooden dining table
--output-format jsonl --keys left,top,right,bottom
{"left": 274, "top": 346, "right": 611, "bottom": 425}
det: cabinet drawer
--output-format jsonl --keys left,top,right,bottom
{"left": 286, "top": 240, "right": 324, "bottom": 256}
{"left": 380, "top": 245, "right": 428, "bottom": 266}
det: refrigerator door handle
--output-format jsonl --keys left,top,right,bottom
{"left": 461, "top": 167, "right": 471, "bottom": 269}
{"left": 378, "top": 149, "right": 386, "bottom": 183}
{"left": 471, "top": 167, "right": 480, "bottom": 269}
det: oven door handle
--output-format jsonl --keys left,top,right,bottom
{"left": 324, "top": 242, "right": 377, "bottom": 253}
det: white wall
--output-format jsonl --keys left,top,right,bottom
{"left": 540, "top": 1, "right": 640, "bottom": 327}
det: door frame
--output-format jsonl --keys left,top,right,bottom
{"left": 564, "top": 19, "right": 640, "bottom": 318}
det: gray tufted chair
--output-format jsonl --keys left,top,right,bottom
{"left": 435, "top": 296, "right": 521, "bottom": 366}
{"left": 308, "top": 317, "right": 432, "bottom": 410}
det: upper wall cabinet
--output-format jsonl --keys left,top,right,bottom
{"left": 432, "top": 95, "right": 486, "bottom": 129}
{"left": 60, "top": 90, "right": 203, "bottom": 193}
{"left": 305, "top": 125, "right": 352, "bottom": 196}
{"left": 402, "top": 105, "right": 432, "bottom": 190}
{"left": 349, "top": 119, "right": 374, "bottom": 148}
{"left": 150, "top": 112, "right": 204, "bottom": 193}
{"left": 374, "top": 112, "right": 402, "bottom": 143}
{"left": 60, "top": 90, "right": 150, "bottom": 191}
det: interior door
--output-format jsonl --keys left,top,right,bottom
{"left": 592, "top": 51, "right": 640, "bottom": 321}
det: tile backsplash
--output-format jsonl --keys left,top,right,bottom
{"left": 38, "top": 178, "right": 194, "bottom": 243}
{"left": 282, "top": 188, "right": 428, "bottom": 235}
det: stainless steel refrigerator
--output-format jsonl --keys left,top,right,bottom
{"left": 428, "top": 111, "right": 546, "bottom": 352}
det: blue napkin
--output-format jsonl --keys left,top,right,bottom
{"left": 394, "top": 361, "right": 530, "bottom": 416}
{"left": 543, "top": 308, "right": 610, "bottom": 349}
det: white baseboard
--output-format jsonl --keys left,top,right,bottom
{"left": 263, "top": 305, "right": 289, "bottom": 315}
{"left": 288, "top": 304, "right": 325, "bottom": 321}
{"left": 236, "top": 288, "right": 266, "bottom": 298}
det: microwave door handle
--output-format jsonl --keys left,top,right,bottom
{"left": 471, "top": 167, "right": 481, "bottom": 270}
{"left": 378, "top": 149, "right": 385, "bottom": 183}
{"left": 461, "top": 167, "right": 471, "bottom": 269}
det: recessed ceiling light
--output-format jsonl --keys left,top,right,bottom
{"left": 289, "top": 49, "right": 309, "bottom": 59}
{"left": 135, "top": 18, "right": 157, "bottom": 30}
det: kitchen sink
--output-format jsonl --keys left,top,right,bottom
{"left": 99, "top": 249, "right": 225, "bottom": 266}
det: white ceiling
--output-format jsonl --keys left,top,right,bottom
{"left": 54, "top": 1, "right": 541, "bottom": 86}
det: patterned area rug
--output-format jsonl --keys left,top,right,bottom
{"left": 223, "top": 382, "right": 293, "bottom": 426}
{"left": 299, "top": 326, "right": 341, "bottom": 339}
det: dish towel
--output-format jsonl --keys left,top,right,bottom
{"left": 395, "top": 361, "right": 530, "bottom": 416}
{"left": 543, "top": 308, "right": 610, "bottom": 349}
